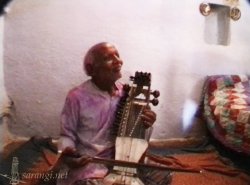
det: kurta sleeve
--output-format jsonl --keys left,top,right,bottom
{"left": 58, "top": 92, "right": 80, "bottom": 152}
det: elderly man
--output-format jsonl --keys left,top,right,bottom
{"left": 57, "top": 42, "right": 157, "bottom": 185}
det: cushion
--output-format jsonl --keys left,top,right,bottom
{"left": 202, "top": 75, "right": 250, "bottom": 155}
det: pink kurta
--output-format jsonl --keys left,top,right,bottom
{"left": 58, "top": 80, "right": 123, "bottom": 185}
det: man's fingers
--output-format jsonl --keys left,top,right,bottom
{"left": 141, "top": 110, "right": 156, "bottom": 121}
{"left": 63, "top": 147, "right": 76, "bottom": 155}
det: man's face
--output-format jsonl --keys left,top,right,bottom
{"left": 92, "top": 44, "right": 123, "bottom": 83}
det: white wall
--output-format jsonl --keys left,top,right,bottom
{"left": 3, "top": 0, "right": 250, "bottom": 139}
{"left": 0, "top": 16, "right": 5, "bottom": 150}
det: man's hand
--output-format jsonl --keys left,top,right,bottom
{"left": 61, "top": 147, "right": 89, "bottom": 168}
{"left": 141, "top": 106, "right": 156, "bottom": 128}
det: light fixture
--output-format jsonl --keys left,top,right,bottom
{"left": 199, "top": 3, "right": 211, "bottom": 16}
{"left": 230, "top": 7, "right": 241, "bottom": 21}
{"left": 199, "top": 2, "right": 241, "bottom": 21}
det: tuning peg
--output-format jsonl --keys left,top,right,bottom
{"left": 150, "top": 98, "right": 159, "bottom": 106}
{"left": 123, "top": 84, "right": 130, "bottom": 92}
{"left": 130, "top": 76, "right": 135, "bottom": 81}
{"left": 151, "top": 90, "right": 160, "bottom": 98}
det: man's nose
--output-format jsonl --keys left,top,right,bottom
{"left": 113, "top": 55, "right": 123, "bottom": 66}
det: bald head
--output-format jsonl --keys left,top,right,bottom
{"left": 83, "top": 42, "right": 115, "bottom": 76}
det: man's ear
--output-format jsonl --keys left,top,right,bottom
{"left": 85, "top": 63, "right": 94, "bottom": 76}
